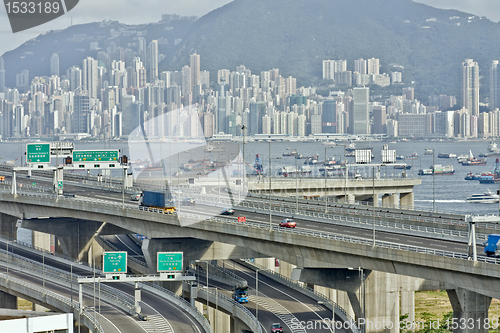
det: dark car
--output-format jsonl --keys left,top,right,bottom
{"left": 271, "top": 323, "right": 283, "bottom": 333}
{"left": 279, "top": 218, "right": 296, "bottom": 228}
{"left": 182, "top": 198, "right": 195, "bottom": 206}
{"left": 220, "top": 208, "right": 235, "bottom": 215}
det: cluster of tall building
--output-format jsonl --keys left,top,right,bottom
{"left": 322, "top": 58, "right": 402, "bottom": 87}
{"left": 2, "top": 45, "right": 500, "bottom": 140}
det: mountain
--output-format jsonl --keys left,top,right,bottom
{"left": 1, "top": 18, "right": 197, "bottom": 89}
{"left": 167, "top": 0, "right": 500, "bottom": 99}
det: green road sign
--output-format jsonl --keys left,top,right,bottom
{"left": 27, "top": 143, "right": 50, "bottom": 163}
{"left": 73, "top": 150, "right": 119, "bottom": 163}
{"left": 57, "top": 181, "right": 63, "bottom": 189}
{"left": 103, "top": 252, "right": 127, "bottom": 274}
{"left": 157, "top": 252, "right": 183, "bottom": 272}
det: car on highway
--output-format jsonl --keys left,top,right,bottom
{"left": 271, "top": 323, "right": 283, "bottom": 333}
{"left": 279, "top": 218, "right": 296, "bottom": 228}
{"left": 131, "top": 192, "right": 141, "bottom": 201}
{"left": 220, "top": 208, "right": 235, "bottom": 215}
{"left": 182, "top": 197, "right": 196, "bottom": 206}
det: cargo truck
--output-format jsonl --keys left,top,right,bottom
{"left": 233, "top": 286, "right": 249, "bottom": 303}
{"left": 139, "top": 190, "right": 176, "bottom": 214}
{"left": 484, "top": 234, "right": 500, "bottom": 256}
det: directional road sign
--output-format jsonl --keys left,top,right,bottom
{"left": 27, "top": 143, "right": 51, "bottom": 163}
{"left": 157, "top": 252, "right": 183, "bottom": 272}
{"left": 73, "top": 150, "right": 119, "bottom": 163}
{"left": 103, "top": 251, "right": 127, "bottom": 274}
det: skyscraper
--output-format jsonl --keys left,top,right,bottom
{"left": 190, "top": 53, "right": 200, "bottom": 87}
{"left": 82, "top": 57, "right": 98, "bottom": 99}
{"left": 462, "top": 59, "right": 480, "bottom": 115}
{"left": 354, "top": 59, "right": 367, "bottom": 74}
{"left": 351, "top": 87, "right": 370, "bottom": 134}
{"left": 491, "top": 60, "right": 500, "bottom": 111}
{"left": 367, "top": 58, "right": 380, "bottom": 75}
{"left": 147, "top": 40, "right": 158, "bottom": 82}
{"left": 50, "top": 53, "right": 59, "bottom": 76}
{"left": 322, "top": 99, "right": 337, "bottom": 133}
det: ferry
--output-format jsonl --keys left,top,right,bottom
{"left": 418, "top": 164, "right": 454, "bottom": 175}
{"left": 466, "top": 189, "right": 499, "bottom": 203}
{"left": 282, "top": 150, "right": 302, "bottom": 158}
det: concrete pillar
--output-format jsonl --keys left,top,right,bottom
{"left": 348, "top": 194, "right": 355, "bottom": 204}
{"left": 382, "top": 194, "right": 397, "bottom": 209}
{"left": 400, "top": 192, "right": 414, "bottom": 210}
{"left": 364, "top": 271, "right": 399, "bottom": 333}
{"left": 0, "top": 213, "right": 18, "bottom": 239}
{"left": 209, "top": 306, "right": 231, "bottom": 333}
{"left": 400, "top": 291, "right": 415, "bottom": 324}
{"left": 447, "top": 288, "right": 492, "bottom": 333}
{"left": 373, "top": 194, "right": 379, "bottom": 208}
{"left": 0, "top": 291, "right": 16, "bottom": 309}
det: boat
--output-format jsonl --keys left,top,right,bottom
{"left": 479, "top": 173, "right": 497, "bottom": 184}
{"left": 282, "top": 150, "right": 302, "bottom": 158}
{"left": 438, "top": 153, "right": 457, "bottom": 158}
{"left": 345, "top": 142, "right": 356, "bottom": 152}
{"left": 406, "top": 152, "right": 418, "bottom": 160}
{"left": 466, "top": 189, "right": 499, "bottom": 203}
{"left": 424, "top": 150, "right": 433, "bottom": 155}
{"left": 304, "top": 157, "right": 321, "bottom": 165}
{"left": 396, "top": 155, "right": 405, "bottom": 160}
{"left": 464, "top": 171, "right": 481, "bottom": 180}
{"left": 204, "top": 144, "right": 225, "bottom": 152}
{"left": 461, "top": 150, "right": 487, "bottom": 166}
{"left": 394, "top": 164, "right": 412, "bottom": 170}
{"left": 322, "top": 142, "right": 336, "bottom": 146}
{"left": 479, "top": 152, "right": 500, "bottom": 158}
{"left": 488, "top": 142, "right": 500, "bottom": 153}
{"left": 418, "top": 164, "right": 454, "bottom": 175}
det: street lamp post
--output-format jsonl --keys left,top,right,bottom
{"left": 195, "top": 260, "right": 209, "bottom": 316}
{"left": 286, "top": 148, "right": 299, "bottom": 211}
{"left": 372, "top": 165, "right": 376, "bottom": 246}
{"left": 256, "top": 269, "right": 259, "bottom": 322}
{"left": 242, "top": 125, "right": 246, "bottom": 197}
{"left": 269, "top": 145, "right": 281, "bottom": 231}
{"left": 425, "top": 148, "right": 435, "bottom": 212}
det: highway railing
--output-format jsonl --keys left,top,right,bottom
{"left": 0, "top": 271, "right": 105, "bottom": 333}
{"left": 140, "top": 281, "right": 214, "bottom": 333}
{"left": 184, "top": 280, "right": 262, "bottom": 333}
{"left": 238, "top": 259, "right": 361, "bottom": 333}
{"left": 0, "top": 248, "right": 136, "bottom": 314}
{"left": 3, "top": 190, "right": 499, "bottom": 265}
{"left": 191, "top": 194, "right": 488, "bottom": 240}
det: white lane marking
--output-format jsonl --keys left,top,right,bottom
{"left": 236, "top": 263, "right": 335, "bottom": 333}
{"left": 137, "top": 314, "right": 174, "bottom": 333}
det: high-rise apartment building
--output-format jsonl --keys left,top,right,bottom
{"left": 354, "top": 59, "right": 367, "bottom": 74}
{"left": 367, "top": 58, "right": 380, "bottom": 75}
{"left": 462, "top": 59, "right": 480, "bottom": 115}
{"left": 351, "top": 87, "right": 370, "bottom": 134}
{"left": 491, "top": 60, "right": 500, "bottom": 111}
{"left": 147, "top": 40, "right": 158, "bottom": 82}
{"left": 82, "top": 57, "right": 98, "bottom": 99}
{"left": 50, "top": 53, "right": 59, "bottom": 77}
{"left": 322, "top": 99, "right": 337, "bottom": 133}
{"left": 190, "top": 53, "right": 201, "bottom": 87}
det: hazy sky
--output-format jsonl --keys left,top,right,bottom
{"left": 0, "top": 0, "right": 499, "bottom": 56}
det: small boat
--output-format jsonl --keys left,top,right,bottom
{"left": 464, "top": 171, "right": 481, "bottom": 180}
{"left": 345, "top": 142, "right": 356, "bottom": 152}
{"left": 438, "top": 153, "right": 457, "bottom": 158}
{"left": 394, "top": 164, "right": 412, "bottom": 170}
{"left": 406, "top": 153, "right": 418, "bottom": 160}
{"left": 461, "top": 150, "right": 487, "bottom": 166}
{"left": 418, "top": 164, "right": 454, "bottom": 175}
{"left": 322, "top": 142, "right": 336, "bottom": 146}
{"left": 466, "top": 189, "right": 499, "bottom": 203}
{"left": 424, "top": 150, "right": 433, "bottom": 155}
{"left": 282, "top": 150, "right": 302, "bottom": 158}
{"left": 488, "top": 142, "right": 500, "bottom": 153}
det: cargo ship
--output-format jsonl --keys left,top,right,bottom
{"left": 418, "top": 164, "right": 454, "bottom": 175}
{"left": 461, "top": 150, "right": 486, "bottom": 166}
